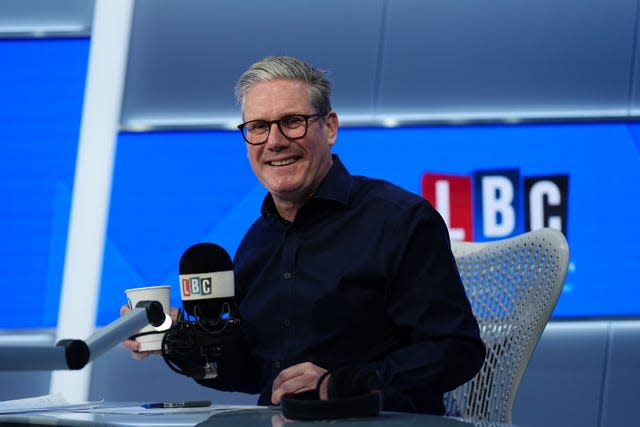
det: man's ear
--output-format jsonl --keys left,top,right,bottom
{"left": 325, "top": 111, "right": 339, "bottom": 146}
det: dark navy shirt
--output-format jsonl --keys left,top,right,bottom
{"left": 202, "top": 155, "right": 484, "bottom": 414}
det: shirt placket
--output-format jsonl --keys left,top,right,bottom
{"left": 274, "top": 226, "right": 298, "bottom": 372}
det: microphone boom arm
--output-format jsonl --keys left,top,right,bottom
{"left": 0, "top": 301, "right": 165, "bottom": 371}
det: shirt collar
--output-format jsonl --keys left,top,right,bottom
{"left": 260, "top": 154, "right": 353, "bottom": 218}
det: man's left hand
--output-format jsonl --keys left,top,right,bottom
{"left": 271, "top": 362, "right": 330, "bottom": 404}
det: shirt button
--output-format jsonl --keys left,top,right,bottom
{"left": 283, "top": 272, "right": 292, "bottom": 279}
{"left": 274, "top": 361, "right": 281, "bottom": 369}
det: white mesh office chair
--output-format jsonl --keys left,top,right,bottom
{"left": 444, "top": 227, "right": 569, "bottom": 424}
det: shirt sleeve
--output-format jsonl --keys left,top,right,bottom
{"left": 368, "top": 202, "right": 486, "bottom": 410}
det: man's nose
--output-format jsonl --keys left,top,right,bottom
{"left": 265, "top": 122, "right": 290, "bottom": 149}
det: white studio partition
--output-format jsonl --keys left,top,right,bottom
{"left": 50, "top": 0, "right": 134, "bottom": 402}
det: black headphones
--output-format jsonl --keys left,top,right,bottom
{"left": 280, "top": 365, "right": 383, "bottom": 420}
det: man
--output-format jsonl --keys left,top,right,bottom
{"left": 124, "top": 56, "right": 485, "bottom": 414}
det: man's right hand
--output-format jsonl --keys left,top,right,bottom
{"left": 119, "top": 303, "right": 178, "bottom": 360}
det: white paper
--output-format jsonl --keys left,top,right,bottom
{"left": 0, "top": 393, "right": 103, "bottom": 414}
{"left": 77, "top": 404, "right": 265, "bottom": 415}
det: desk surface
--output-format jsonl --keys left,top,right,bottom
{"left": 0, "top": 404, "right": 511, "bottom": 427}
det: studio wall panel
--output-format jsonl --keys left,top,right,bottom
{"left": 631, "top": 4, "right": 640, "bottom": 116}
{"left": 378, "top": 0, "right": 638, "bottom": 120}
{"left": 512, "top": 322, "right": 609, "bottom": 427}
{"left": 600, "top": 321, "right": 640, "bottom": 425}
{"left": 0, "top": 38, "right": 89, "bottom": 328}
{"left": 0, "top": 0, "right": 94, "bottom": 36}
{"left": 121, "top": 0, "right": 385, "bottom": 129}
{"left": 120, "top": 0, "right": 639, "bottom": 128}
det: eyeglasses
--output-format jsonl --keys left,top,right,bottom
{"left": 237, "top": 112, "right": 327, "bottom": 145}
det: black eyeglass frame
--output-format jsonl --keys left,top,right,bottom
{"left": 237, "top": 112, "right": 328, "bottom": 145}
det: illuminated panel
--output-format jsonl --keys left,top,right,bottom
{"left": 1, "top": 39, "right": 639, "bottom": 326}
{"left": 0, "top": 38, "right": 89, "bottom": 328}
{"left": 99, "top": 123, "right": 640, "bottom": 321}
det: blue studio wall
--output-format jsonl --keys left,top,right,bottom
{"left": 0, "top": 38, "right": 88, "bottom": 328}
{"left": 100, "top": 123, "right": 640, "bottom": 323}
{"left": 2, "top": 36, "right": 640, "bottom": 328}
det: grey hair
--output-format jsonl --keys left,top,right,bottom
{"left": 234, "top": 56, "right": 332, "bottom": 114}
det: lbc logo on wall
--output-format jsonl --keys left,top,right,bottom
{"left": 422, "top": 169, "right": 568, "bottom": 242}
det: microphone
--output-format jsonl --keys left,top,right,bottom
{"left": 162, "top": 243, "right": 241, "bottom": 380}
{"left": 178, "top": 242, "right": 235, "bottom": 319}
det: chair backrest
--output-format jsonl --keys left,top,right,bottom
{"left": 444, "top": 227, "right": 569, "bottom": 424}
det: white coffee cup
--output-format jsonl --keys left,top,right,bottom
{"left": 124, "top": 285, "right": 172, "bottom": 352}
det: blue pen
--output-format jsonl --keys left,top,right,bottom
{"left": 142, "top": 400, "right": 211, "bottom": 409}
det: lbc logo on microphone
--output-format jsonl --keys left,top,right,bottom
{"left": 421, "top": 168, "right": 568, "bottom": 242}
{"left": 182, "top": 276, "right": 213, "bottom": 297}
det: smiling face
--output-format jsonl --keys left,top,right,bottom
{"left": 242, "top": 79, "right": 338, "bottom": 220}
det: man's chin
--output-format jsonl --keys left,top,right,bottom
{"left": 264, "top": 176, "right": 301, "bottom": 192}
{"left": 270, "top": 187, "right": 303, "bottom": 199}
{"left": 268, "top": 184, "right": 309, "bottom": 202}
